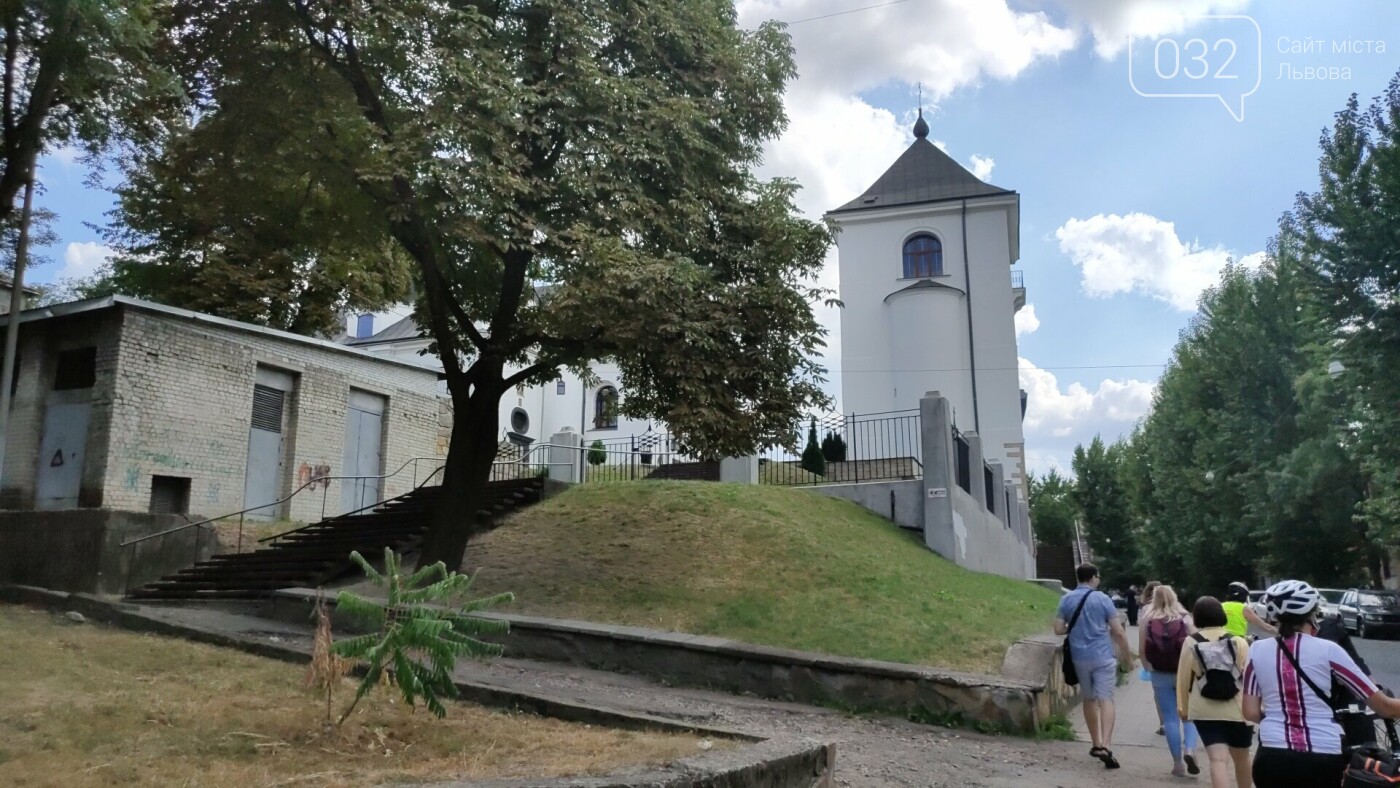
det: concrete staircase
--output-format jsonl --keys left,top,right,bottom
{"left": 127, "top": 477, "right": 544, "bottom": 600}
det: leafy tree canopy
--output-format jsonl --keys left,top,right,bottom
{"left": 135, "top": 0, "right": 833, "bottom": 569}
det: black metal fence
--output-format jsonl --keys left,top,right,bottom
{"left": 954, "top": 428, "right": 971, "bottom": 494}
{"left": 760, "top": 410, "right": 922, "bottom": 486}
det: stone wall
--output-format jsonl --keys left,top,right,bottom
{"left": 0, "top": 510, "right": 216, "bottom": 594}
{"left": 252, "top": 589, "right": 1048, "bottom": 733}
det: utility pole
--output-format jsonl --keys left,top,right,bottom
{"left": 0, "top": 163, "right": 37, "bottom": 480}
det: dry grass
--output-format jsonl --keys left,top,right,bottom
{"left": 467, "top": 482, "right": 1059, "bottom": 674}
{"left": 0, "top": 605, "right": 720, "bottom": 788}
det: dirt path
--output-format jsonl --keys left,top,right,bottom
{"left": 137, "top": 603, "right": 1185, "bottom": 787}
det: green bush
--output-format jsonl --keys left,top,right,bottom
{"left": 587, "top": 439, "right": 606, "bottom": 466}
{"left": 331, "top": 548, "right": 514, "bottom": 721}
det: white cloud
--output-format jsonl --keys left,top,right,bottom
{"left": 1055, "top": 212, "right": 1261, "bottom": 312}
{"left": 1014, "top": 304, "right": 1041, "bottom": 337}
{"left": 739, "top": 0, "right": 1077, "bottom": 100}
{"left": 61, "top": 242, "right": 113, "bottom": 280}
{"left": 1019, "top": 357, "right": 1154, "bottom": 439}
{"left": 968, "top": 154, "right": 996, "bottom": 181}
{"left": 1053, "top": 0, "right": 1253, "bottom": 58}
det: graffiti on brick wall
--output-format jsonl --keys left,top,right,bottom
{"left": 123, "top": 466, "right": 139, "bottom": 491}
{"left": 296, "top": 461, "right": 332, "bottom": 490}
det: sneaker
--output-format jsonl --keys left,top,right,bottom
{"left": 1172, "top": 763, "right": 1187, "bottom": 778}
{"left": 1157, "top": 725, "right": 1166, "bottom": 736}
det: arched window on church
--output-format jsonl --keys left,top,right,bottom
{"left": 903, "top": 234, "right": 943, "bottom": 278}
{"left": 594, "top": 386, "right": 619, "bottom": 429}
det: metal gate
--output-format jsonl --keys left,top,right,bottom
{"left": 340, "top": 389, "right": 385, "bottom": 515}
{"left": 35, "top": 393, "right": 91, "bottom": 510}
{"left": 242, "top": 368, "right": 294, "bottom": 520}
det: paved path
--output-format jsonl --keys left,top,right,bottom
{"left": 126, "top": 603, "right": 1193, "bottom": 787}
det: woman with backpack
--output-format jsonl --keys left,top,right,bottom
{"left": 1242, "top": 580, "right": 1400, "bottom": 787}
{"left": 1176, "top": 596, "right": 1253, "bottom": 788}
{"left": 1140, "top": 584, "right": 1200, "bottom": 778}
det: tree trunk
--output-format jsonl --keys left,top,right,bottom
{"left": 417, "top": 386, "right": 501, "bottom": 573}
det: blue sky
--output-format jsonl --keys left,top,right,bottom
{"left": 34, "top": 0, "right": 1400, "bottom": 473}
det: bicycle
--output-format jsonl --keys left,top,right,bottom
{"left": 1335, "top": 685, "right": 1400, "bottom": 756}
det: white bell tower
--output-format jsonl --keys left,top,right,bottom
{"left": 826, "top": 110, "right": 1029, "bottom": 492}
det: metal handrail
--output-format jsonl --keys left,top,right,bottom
{"left": 256, "top": 463, "right": 448, "bottom": 545}
{"left": 120, "top": 455, "right": 447, "bottom": 549}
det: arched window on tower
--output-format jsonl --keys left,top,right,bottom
{"left": 594, "top": 385, "right": 619, "bottom": 429}
{"left": 902, "top": 234, "right": 943, "bottom": 278}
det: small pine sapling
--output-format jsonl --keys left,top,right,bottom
{"left": 800, "top": 417, "right": 826, "bottom": 477}
{"left": 331, "top": 548, "right": 514, "bottom": 723}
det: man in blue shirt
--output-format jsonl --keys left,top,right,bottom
{"left": 1055, "top": 562, "right": 1133, "bottom": 769}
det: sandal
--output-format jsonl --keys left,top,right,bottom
{"left": 1089, "top": 746, "right": 1107, "bottom": 759}
{"left": 1184, "top": 753, "right": 1200, "bottom": 775}
{"left": 1096, "top": 749, "right": 1121, "bottom": 769}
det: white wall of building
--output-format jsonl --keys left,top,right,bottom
{"left": 832, "top": 195, "right": 1026, "bottom": 490}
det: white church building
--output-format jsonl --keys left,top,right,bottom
{"left": 343, "top": 110, "right": 1029, "bottom": 490}
{"left": 827, "top": 110, "right": 1029, "bottom": 493}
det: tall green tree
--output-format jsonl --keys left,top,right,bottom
{"left": 1072, "top": 436, "right": 1140, "bottom": 585}
{"left": 1296, "top": 76, "right": 1400, "bottom": 546}
{"left": 144, "top": 0, "right": 832, "bottom": 570}
{"left": 1027, "top": 468, "right": 1076, "bottom": 547}
{"left": 0, "top": 1, "right": 173, "bottom": 218}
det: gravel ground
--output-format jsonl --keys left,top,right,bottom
{"left": 138, "top": 603, "right": 1186, "bottom": 787}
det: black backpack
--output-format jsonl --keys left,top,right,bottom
{"left": 1191, "top": 632, "right": 1241, "bottom": 701}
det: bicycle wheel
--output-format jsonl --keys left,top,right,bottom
{"left": 1376, "top": 716, "right": 1400, "bottom": 755}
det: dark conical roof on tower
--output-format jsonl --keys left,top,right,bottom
{"left": 828, "top": 109, "right": 1013, "bottom": 215}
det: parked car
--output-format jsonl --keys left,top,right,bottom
{"left": 1318, "top": 588, "right": 1345, "bottom": 619}
{"left": 1338, "top": 589, "right": 1400, "bottom": 639}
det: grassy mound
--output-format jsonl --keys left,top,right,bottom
{"left": 467, "top": 482, "right": 1058, "bottom": 673}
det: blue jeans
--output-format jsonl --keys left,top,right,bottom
{"left": 1150, "top": 670, "right": 1198, "bottom": 763}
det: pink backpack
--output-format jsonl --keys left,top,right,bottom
{"left": 1143, "top": 617, "right": 1188, "bottom": 672}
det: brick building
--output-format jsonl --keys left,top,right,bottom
{"left": 0, "top": 296, "right": 446, "bottom": 523}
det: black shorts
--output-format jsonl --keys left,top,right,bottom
{"left": 1253, "top": 746, "right": 1348, "bottom": 788}
{"left": 1194, "top": 720, "right": 1255, "bottom": 749}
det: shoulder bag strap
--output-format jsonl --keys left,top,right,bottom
{"left": 1066, "top": 590, "right": 1093, "bottom": 633}
{"left": 1277, "top": 636, "right": 1331, "bottom": 704}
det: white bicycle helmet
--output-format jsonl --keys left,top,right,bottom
{"left": 1264, "top": 579, "right": 1321, "bottom": 619}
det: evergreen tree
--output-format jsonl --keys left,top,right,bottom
{"left": 1072, "top": 437, "right": 1140, "bottom": 586}
{"left": 1027, "top": 469, "right": 1077, "bottom": 547}
{"left": 1296, "top": 76, "right": 1400, "bottom": 547}
{"left": 800, "top": 417, "right": 826, "bottom": 477}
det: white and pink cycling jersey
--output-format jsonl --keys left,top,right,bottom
{"left": 1244, "top": 633, "right": 1377, "bottom": 755}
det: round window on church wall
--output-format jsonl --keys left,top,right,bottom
{"left": 510, "top": 407, "right": 530, "bottom": 434}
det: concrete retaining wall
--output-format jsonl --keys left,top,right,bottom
{"left": 254, "top": 588, "right": 1046, "bottom": 733}
{"left": 1, "top": 585, "right": 835, "bottom": 788}
{"left": 802, "top": 479, "right": 923, "bottom": 531}
{"left": 0, "top": 510, "right": 215, "bottom": 594}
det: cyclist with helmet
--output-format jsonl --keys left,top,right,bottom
{"left": 1224, "top": 581, "right": 1277, "bottom": 640}
{"left": 1243, "top": 580, "right": 1400, "bottom": 787}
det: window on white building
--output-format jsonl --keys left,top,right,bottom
{"left": 594, "top": 385, "right": 618, "bottom": 429}
{"left": 902, "top": 234, "right": 943, "bottom": 278}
